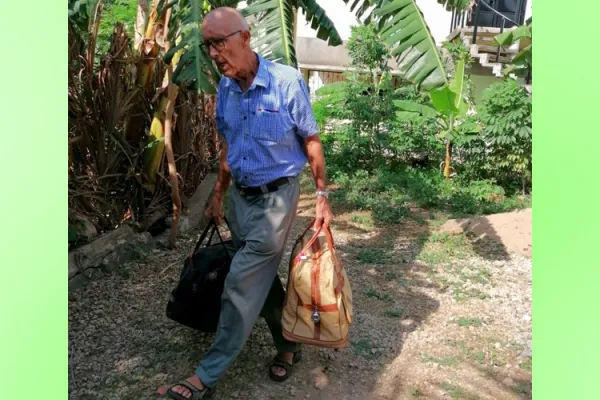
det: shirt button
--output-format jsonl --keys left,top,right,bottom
{"left": 243, "top": 116, "right": 247, "bottom": 120}
{"left": 243, "top": 157, "right": 247, "bottom": 160}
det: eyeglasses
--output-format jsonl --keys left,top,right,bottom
{"left": 201, "top": 30, "right": 241, "bottom": 52}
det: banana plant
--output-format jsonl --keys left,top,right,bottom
{"left": 343, "top": 0, "right": 472, "bottom": 91}
{"left": 394, "top": 55, "right": 481, "bottom": 178}
{"left": 494, "top": 17, "right": 531, "bottom": 78}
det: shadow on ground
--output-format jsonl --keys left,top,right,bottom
{"left": 68, "top": 184, "right": 531, "bottom": 400}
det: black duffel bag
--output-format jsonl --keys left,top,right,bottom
{"left": 166, "top": 218, "right": 237, "bottom": 332}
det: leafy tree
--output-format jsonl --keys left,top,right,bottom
{"left": 394, "top": 48, "right": 480, "bottom": 179}
{"left": 461, "top": 79, "right": 532, "bottom": 193}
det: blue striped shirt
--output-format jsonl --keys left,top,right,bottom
{"left": 215, "top": 54, "right": 319, "bottom": 187}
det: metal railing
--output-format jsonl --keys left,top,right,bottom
{"left": 450, "top": 0, "right": 523, "bottom": 64}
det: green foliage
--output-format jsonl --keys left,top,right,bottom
{"left": 495, "top": 18, "right": 532, "bottom": 78}
{"left": 459, "top": 79, "right": 532, "bottom": 193}
{"left": 69, "top": 0, "right": 98, "bottom": 36}
{"left": 347, "top": 24, "right": 390, "bottom": 71}
{"left": 97, "top": 0, "right": 138, "bottom": 56}
{"left": 331, "top": 165, "right": 531, "bottom": 223}
{"left": 319, "top": 24, "right": 444, "bottom": 173}
{"left": 373, "top": 0, "right": 448, "bottom": 90}
{"left": 455, "top": 317, "right": 483, "bottom": 328}
{"left": 311, "top": 82, "right": 347, "bottom": 129}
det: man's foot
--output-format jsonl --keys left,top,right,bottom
{"left": 269, "top": 351, "right": 302, "bottom": 382}
{"left": 156, "top": 375, "right": 210, "bottom": 399}
{"left": 270, "top": 352, "right": 293, "bottom": 377}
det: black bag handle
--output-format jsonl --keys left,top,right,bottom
{"left": 192, "top": 217, "right": 234, "bottom": 260}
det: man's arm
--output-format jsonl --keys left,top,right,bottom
{"left": 305, "top": 134, "right": 333, "bottom": 227}
{"left": 213, "top": 141, "right": 231, "bottom": 201}
{"left": 205, "top": 140, "right": 230, "bottom": 224}
{"left": 304, "top": 134, "right": 326, "bottom": 192}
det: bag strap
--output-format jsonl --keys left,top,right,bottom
{"left": 192, "top": 217, "right": 233, "bottom": 260}
{"left": 297, "top": 220, "right": 336, "bottom": 257}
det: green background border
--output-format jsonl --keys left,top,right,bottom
{"left": 2, "top": 0, "right": 600, "bottom": 399}
{"left": 0, "top": 1, "right": 67, "bottom": 398}
{"left": 535, "top": 0, "right": 600, "bottom": 398}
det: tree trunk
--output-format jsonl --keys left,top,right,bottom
{"left": 124, "top": 1, "right": 165, "bottom": 148}
{"left": 165, "top": 84, "right": 181, "bottom": 249}
{"left": 135, "top": 0, "right": 149, "bottom": 52}
{"left": 162, "top": 7, "right": 183, "bottom": 249}
{"left": 443, "top": 141, "right": 453, "bottom": 179}
{"left": 86, "top": 0, "right": 104, "bottom": 80}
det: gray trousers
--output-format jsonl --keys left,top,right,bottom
{"left": 195, "top": 177, "right": 302, "bottom": 388}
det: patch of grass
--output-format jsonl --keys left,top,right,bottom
{"left": 373, "top": 202, "right": 411, "bottom": 224}
{"left": 365, "top": 289, "right": 392, "bottom": 301}
{"left": 454, "top": 286, "right": 490, "bottom": 303}
{"left": 472, "top": 351, "right": 486, "bottom": 364}
{"left": 411, "top": 214, "right": 427, "bottom": 225}
{"left": 118, "top": 266, "right": 132, "bottom": 279}
{"left": 472, "top": 268, "right": 491, "bottom": 284}
{"left": 439, "top": 382, "right": 480, "bottom": 400}
{"left": 512, "top": 382, "right": 532, "bottom": 396}
{"left": 351, "top": 338, "right": 378, "bottom": 359}
{"left": 384, "top": 309, "right": 403, "bottom": 318}
{"left": 519, "top": 358, "right": 532, "bottom": 371}
{"left": 422, "top": 354, "right": 460, "bottom": 366}
{"left": 351, "top": 214, "right": 373, "bottom": 227}
{"left": 468, "top": 288, "right": 490, "bottom": 300}
{"left": 489, "top": 347, "right": 509, "bottom": 367}
{"left": 357, "top": 248, "right": 389, "bottom": 264}
{"left": 408, "top": 387, "right": 423, "bottom": 398}
{"left": 447, "top": 340, "right": 486, "bottom": 365}
{"left": 419, "top": 233, "right": 472, "bottom": 268}
{"left": 385, "top": 272, "right": 397, "bottom": 280}
{"left": 455, "top": 317, "right": 483, "bottom": 328}
{"left": 132, "top": 246, "right": 149, "bottom": 262}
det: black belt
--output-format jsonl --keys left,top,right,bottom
{"left": 235, "top": 176, "right": 292, "bottom": 196}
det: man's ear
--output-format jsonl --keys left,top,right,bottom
{"left": 240, "top": 30, "right": 251, "bottom": 46}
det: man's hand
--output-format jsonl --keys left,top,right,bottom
{"left": 314, "top": 196, "right": 334, "bottom": 229}
{"left": 205, "top": 194, "right": 225, "bottom": 226}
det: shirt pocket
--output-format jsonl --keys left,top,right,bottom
{"left": 252, "top": 111, "right": 283, "bottom": 143}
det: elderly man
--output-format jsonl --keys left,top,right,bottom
{"left": 158, "top": 6, "right": 333, "bottom": 400}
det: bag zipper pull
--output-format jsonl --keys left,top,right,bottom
{"left": 311, "top": 305, "right": 321, "bottom": 324}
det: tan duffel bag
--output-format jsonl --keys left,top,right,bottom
{"left": 282, "top": 222, "right": 353, "bottom": 348}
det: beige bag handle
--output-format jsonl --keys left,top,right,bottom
{"left": 297, "top": 220, "right": 338, "bottom": 263}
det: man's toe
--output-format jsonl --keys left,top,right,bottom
{"left": 173, "top": 385, "right": 191, "bottom": 398}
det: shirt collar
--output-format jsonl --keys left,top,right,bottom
{"left": 223, "top": 53, "right": 270, "bottom": 93}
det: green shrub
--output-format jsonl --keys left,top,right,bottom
{"left": 312, "top": 82, "right": 347, "bottom": 129}
{"left": 458, "top": 79, "right": 532, "bottom": 194}
{"left": 331, "top": 165, "right": 530, "bottom": 223}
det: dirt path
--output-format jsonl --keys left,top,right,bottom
{"left": 69, "top": 187, "right": 532, "bottom": 400}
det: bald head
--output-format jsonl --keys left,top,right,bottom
{"left": 201, "top": 6, "right": 256, "bottom": 81}
{"left": 203, "top": 7, "right": 249, "bottom": 36}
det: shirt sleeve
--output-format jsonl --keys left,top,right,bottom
{"left": 287, "top": 71, "right": 319, "bottom": 139}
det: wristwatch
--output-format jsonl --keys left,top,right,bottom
{"left": 316, "top": 190, "right": 329, "bottom": 199}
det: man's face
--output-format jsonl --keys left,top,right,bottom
{"left": 201, "top": 22, "right": 250, "bottom": 78}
